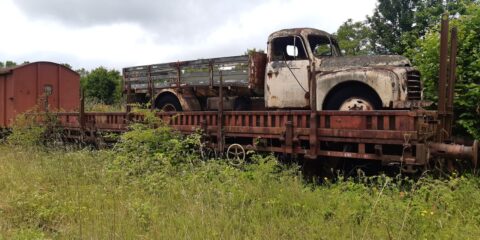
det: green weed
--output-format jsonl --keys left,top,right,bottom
{"left": 1, "top": 117, "right": 480, "bottom": 239}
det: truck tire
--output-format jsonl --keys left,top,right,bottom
{"left": 323, "top": 85, "right": 382, "bottom": 110}
{"left": 156, "top": 94, "right": 182, "bottom": 112}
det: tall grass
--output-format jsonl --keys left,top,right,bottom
{"left": 1, "top": 116, "right": 480, "bottom": 239}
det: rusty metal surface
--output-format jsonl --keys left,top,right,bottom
{"left": 265, "top": 27, "right": 424, "bottom": 111}
{"left": 445, "top": 27, "right": 458, "bottom": 141}
{"left": 437, "top": 14, "right": 449, "bottom": 142}
{"left": 268, "top": 28, "right": 331, "bottom": 42}
{"left": 265, "top": 59, "right": 310, "bottom": 108}
{"left": 319, "top": 55, "right": 411, "bottom": 71}
{"left": 0, "top": 62, "right": 80, "bottom": 128}
{"left": 54, "top": 108, "right": 450, "bottom": 166}
{"left": 429, "top": 141, "right": 478, "bottom": 166}
{"left": 53, "top": 107, "right": 478, "bottom": 169}
{"left": 123, "top": 54, "right": 266, "bottom": 94}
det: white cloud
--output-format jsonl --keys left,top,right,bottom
{"left": 0, "top": 0, "right": 376, "bottom": 70}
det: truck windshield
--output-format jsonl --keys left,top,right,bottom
{"left": 308, "top": 35, "right": 338, "bottom": 57}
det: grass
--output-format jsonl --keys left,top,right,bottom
{"left": 1, "top": 145, "right": 480, "bottom": 239}
{"left": 1, "top": 116, "right": 480, "bottom": 239}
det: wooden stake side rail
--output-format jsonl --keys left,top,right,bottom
{"left": 54, "top": 110, "right": 438, "bottom": 166}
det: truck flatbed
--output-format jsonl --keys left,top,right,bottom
{"left": 123, "top": 54, "right": 264, "bottom": 92}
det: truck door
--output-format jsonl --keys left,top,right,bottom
{"left": 265, "top": 35, "right": 310, "bottom": 108}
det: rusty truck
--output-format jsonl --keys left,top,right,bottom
{"left": 123, "top": 28, "right": 427, "bottom": 112}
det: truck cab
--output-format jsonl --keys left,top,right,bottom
{"left": 265, "top": 28, "right": 425, "bottom": 110}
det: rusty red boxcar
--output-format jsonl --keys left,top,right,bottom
{"left": 0, "top": 62, "right": 80, "bottom": 128}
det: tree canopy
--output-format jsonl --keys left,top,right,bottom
{"left": 81, "top": 67, "right": 122, "bottom": 105}
{"left": 335, "top": 19, "right": 373, "bottom": 55}
{"left": 367, "top": 0, "right": 419, "bottom": 54}
{"left": 0, "top": 61, "right": 18, "bottom": 68}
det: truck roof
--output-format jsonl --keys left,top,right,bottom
{"left": 268, "top": 28, "right": 332, "bottom": 42}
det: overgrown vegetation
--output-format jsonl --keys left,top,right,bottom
{"left": 83, "top": 97, "right": 124, "bottom": 112}
{"left": 80, "top": 66, "right": 123, "bottom": 105}
{"left": 6, "top": 109, "right": 62, "bottom": 149}
{"left": 1, "top": 116, "right": 480, "bottom": 239}
{"left": 406, "top": 3, "right": 480, "bottom": 138}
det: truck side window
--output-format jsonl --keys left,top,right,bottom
{"left": 271, "top": 36, "right": 308, "bottom": 61}
{"left": 309, "top": 35, "right": 334, "bottom": 57}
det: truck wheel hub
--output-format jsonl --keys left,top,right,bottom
{"left": 162, "top": 103, "right": 177, "bottom": 112}
{"left": 339, "top": 98, "right": 374, "bottom": 111}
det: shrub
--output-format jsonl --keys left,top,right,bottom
{"left": 108, "top": 111, "right": 202, "bottom": 191}
{"left": 7, "top": 113, "right": 47, "bottom": 147}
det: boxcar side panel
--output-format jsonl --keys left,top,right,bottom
{"left": 37, "top": 63, "right": 60, "bottom": 110}
{"left": 6, "top": 74, "right": 14, "bottom": 127}
{"left": 13, "top": 64, "right": 38, "bottom": 115}
{"left": 59, "top": 67, "right": 80, "bottom": 111}
{"left": 0, "top": 75, "right": 6, "bottom": 127}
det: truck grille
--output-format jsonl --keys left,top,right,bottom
{"left": 406, "top": 70, "right": 422, "bottom": 100}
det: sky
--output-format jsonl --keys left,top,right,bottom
{"left": 0, "top": 0, "right": 377, "bottom": 71}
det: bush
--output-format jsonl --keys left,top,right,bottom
{"left": 6, "top": 109, "right": 64, "bottom": 149}
{"left": 108, "top": 111, "right": 202, "bottom": 191}
{"left": 7, "top": 113, "right": 47, "bottom": 147}
{"left": 407, "top": 4, "right": 480, "bottom": 138}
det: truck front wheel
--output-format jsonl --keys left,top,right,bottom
{"left": 323, "top": 85, "right": 382, "bottom": 110}
{"left": 155, "top": 94, "right": 182, "bottom": 112}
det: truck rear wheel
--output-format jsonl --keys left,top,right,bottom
{"left": 155, "top": 94, "right": 182, "bottom": 112}
{"left": 323, "top": 85, "right": 382, "bottom": 110}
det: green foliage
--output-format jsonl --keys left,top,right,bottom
{"left": 367, "top": 0, "right": 419, "bottom": 54}
{"left": 1, "top": 113, "right": 479, "bottom": 237}
{"left": 335, "top": 19, "right": 373, "bottom": 55}
{"left": 0, "top": 61, "right": 18, "bottom": 68}
{"left": 1, "top": 143, "right": 480, "bottom": 239}
{"left": 244, "top": 48, "right": 265, "bottom": 55}
{"left": 366, "top": 0, "right": 476, "bottom": 55}
{"left": 5, "top": 108, "right": 65, "bottom": 149}
{"left": 7, "top": 113, "right": 47, "bottom": 148}
{"left": 414, "top": 0, "right": 474, "bottom": 36}
{"left": 81, "top": 67, "right": 122, "bottom": 105}
{"left": 61, "top": 63, "right": 72, "bottom": 69}
{"left": 108, "top": 110, "right": 202, "bottom": 193}
{"left": 5, "top": 61, "right": 17, "bottom": 68}
{"left": 83, "top": 97, "right": 124, "bottom": 112}
{"left": 75, "top": 67, "right": 89, "bottom": 78}
{"left": 407, "top": 3, "right": 480, "bottom": 138}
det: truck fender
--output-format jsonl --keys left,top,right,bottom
{"left": 155, "top": 89, "right": 201, "bottom": 111}
{"left": 315, "top": 69, "right": 398, "bottom": 110}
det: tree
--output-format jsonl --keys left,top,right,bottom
{"left": 367, "top": 0, "right": 419, "bottom": 54}
{"left": 407, "top": 3, "right": 480, "bottom": 138}
{"left": 0, "top": 60, "right": 18, "bottom": 68}
{"left": 82, "top": 67, "right": 122, "bottom": 105}
{"left": 368, "top": 0, "right": 477, "bottom": 55}
{"left": 244, "top": 48, "right": 265, "bottom": 55}
{"left": 414, "top": 0, "right": 476, "bottom": 36}
{"left": 335, "top": 19, "right": 373, "bottom": 55}
{"left": 62, "top": 63, "right": 72, "bottom": 69}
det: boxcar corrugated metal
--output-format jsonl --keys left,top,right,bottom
{"left": 0, "top": 62, "right": 80, "bottom": 128}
